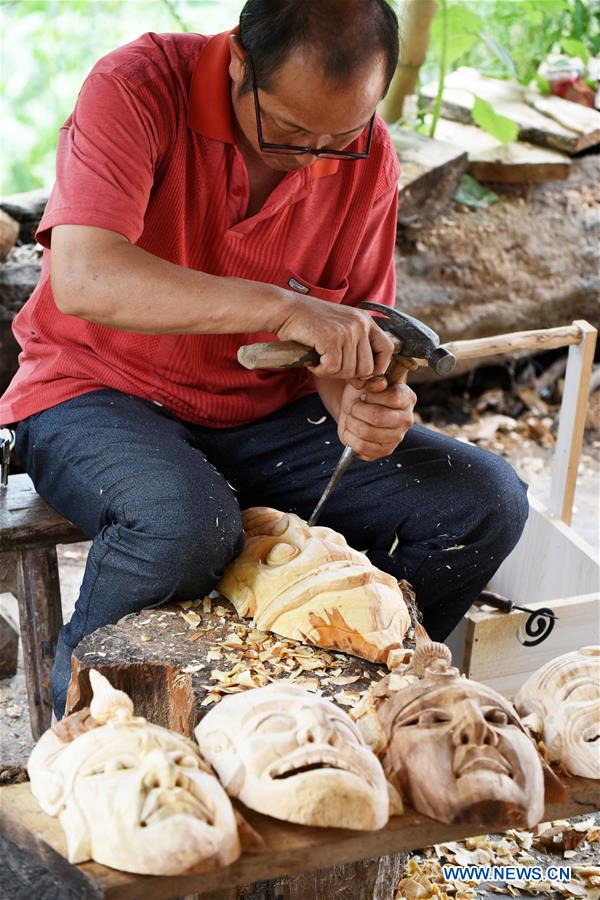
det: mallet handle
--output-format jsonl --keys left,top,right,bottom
{"left": 237, "top": 335, "right": 404, "bottom": 370}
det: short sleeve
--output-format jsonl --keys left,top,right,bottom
{"left": 37, "top": 73, "right": 160, "bottom": 248}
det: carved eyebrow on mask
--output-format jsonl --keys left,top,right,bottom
{"left": 383, "top": 685, "right": 521, "bottom": 729}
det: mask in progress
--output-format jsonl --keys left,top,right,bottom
{"left": 514, "top": 646, "right": 600, "bottom": 779}
{"left": 218, "top": 507, "right": 410, "bottom": 664}
{"left": 28, "top": 670, "right": 241, "bottom": 874}
{"left": 356, "top": 626, "right": 551, "bottom": 828}
{"left": 195, "top": 683, "right": 390, "bottom": 829}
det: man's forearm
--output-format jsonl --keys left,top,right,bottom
{"left": 316, "top": 376, "right": 345, "bottom": 422}
{"left": 50, "top": 225, "right": 290, "bottom": 335}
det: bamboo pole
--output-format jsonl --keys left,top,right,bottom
{"left": 380, "top": 0, "right": 438, "bottom": 124}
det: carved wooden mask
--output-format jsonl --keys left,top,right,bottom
{"left": 514, "top": 646, "right": 600, "bottom": 779}
{"left": 361, "top": 627, "right": 548, "bottom": 828}
{"left": 218, "top": 507, "right": 410, "bottom": 664}
{"left": 195, "top": 683, "right": 389, "bottom": 829}
{"left": 28, "top": 670, "right": 241, "bottom": 874}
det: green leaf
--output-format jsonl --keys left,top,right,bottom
{"left": 429, "top": 3, "right": 481, "bottom": 66}
{"left": 535, "top": 74, "right": 552, "bottom": 96}
{"left": 561, "top": 37, "right": 590, "bottom": 64}
{"left": 454, "top": 174, "right": 499, "bottom": 210}
{"left": 472, "top": 95, "right": 519, "bottom": 144}
{"left": 478, "top": 31, "right": 517, "bottom": 80}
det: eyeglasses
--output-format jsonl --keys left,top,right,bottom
{"left": 247, "top": 55, "right": 375, "bottom": 160}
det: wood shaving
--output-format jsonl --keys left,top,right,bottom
{"left": 335, "top": 690, "right": 362, "bottom": 706}
{"left": 403, "top": 817, "right": 600, "bottom": 899}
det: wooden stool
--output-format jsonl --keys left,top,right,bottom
{"left": 0, "top": 474, "right": 86, "bottom": 739}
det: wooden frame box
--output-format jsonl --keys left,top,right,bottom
{"left": 446, "top": 320, "right": 599, "bottom": 695}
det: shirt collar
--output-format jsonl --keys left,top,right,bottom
{"left": 187, "top": 29, "right": 339, "bottom": 180}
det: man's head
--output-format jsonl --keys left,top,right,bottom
{"left": 228, "top": 0, "right": 399, "bottom": 170}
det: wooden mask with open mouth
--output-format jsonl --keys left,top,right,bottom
{"left": 195, "top": 683, "right": 390, "bottom": 829}
{"left": 357, "top": 626, "right": 554, "bottom": 828}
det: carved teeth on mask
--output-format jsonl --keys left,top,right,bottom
{"left": 140, "top": 787, "right": 211, "bottom": 828}
{"left": 269, "top": 752, "right": 353, "bottom": 780}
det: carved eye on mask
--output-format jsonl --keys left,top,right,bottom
{"left": 85, "top": 753, "right": 139, "bottom": 776}
{"left": 395, "top": 708, "right": 452, "bottom": 728}
{"left": 169, "top": 750, "right": 202, "bottom": 768}
{"left": 253, "top": 713, "right": 296, "bottom": 734}
{"left": 266, "top": 543, "right": 300, "bottom": 566}
{"left": 482, "top": 708, "right": 510, "bottom": 726}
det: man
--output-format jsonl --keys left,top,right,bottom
{"left": 1, "top": 0, "right": 528, "bottom": 718}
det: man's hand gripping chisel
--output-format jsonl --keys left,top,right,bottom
{"left": 238, "top": 302, "right": 456, "bottom": 525}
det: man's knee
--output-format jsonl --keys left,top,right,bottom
{"left": 463, "top": 447, "right": 529, "bottom": 554}
{"left": 118, "top": 475, "right": 244, "bottom": 597}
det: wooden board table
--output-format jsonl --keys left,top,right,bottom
{"left": 1, "top": 775, "right": 599, "bottom": 900}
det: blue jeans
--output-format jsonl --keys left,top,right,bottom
{"left": 15, "top": 389, "right": 528, "bottom": 717}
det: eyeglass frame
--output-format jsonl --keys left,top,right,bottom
{"left": 246, "top": 54, "right": 375, "bottom": 160}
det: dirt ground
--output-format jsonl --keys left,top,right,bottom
{"left": 395, "top": 154, "right": 600, "bottom": 341}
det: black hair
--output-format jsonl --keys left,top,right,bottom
{"left": 237, "top": 0, "right": 399, "bottom": 96}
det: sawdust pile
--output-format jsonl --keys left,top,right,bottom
{"left": 176, "top": 596, "right": 400, "bottom": 709}
{"left": 395, "top": 818, "right": 600, "bottom": 898}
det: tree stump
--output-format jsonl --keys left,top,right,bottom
{"left": 65, "top": 600, "right": 392, "bottom": 731}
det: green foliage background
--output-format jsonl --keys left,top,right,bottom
{"left": 1, "top": 0, "right": 599, "bottom": 195}
{"left": 1, "top": 0, "right": 245, "bottom": 194}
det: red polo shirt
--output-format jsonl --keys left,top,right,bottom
{"left": 1, "top": 30, "right": 400, "bottom": 428}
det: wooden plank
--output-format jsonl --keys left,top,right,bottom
{"left": 549, "top": 321, "right": 598, "bottom": 524}
{"left": 433, "top": 118, "right": 571, "bottom": 183}
{"left": 490, "top": 495, "right": 599, "bottom": 606}
{"left": 461, "top": 592, "right": 600, "bottom": 697}
{"left": 0, "top": 473, "right": 86, "bottom": 551}
{"left": 389, "top": 127, "right": 468, "bottom": 229}
{"left": 1, "top": 776, "right": 598, "bottom": 900}
{"left": 420, "top": 68, "right": 600, "bottom": 154}
{"left": 1, "top": 810, "right": 103, "bottom": 899}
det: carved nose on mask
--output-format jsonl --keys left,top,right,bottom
{"left": 452, "top": 700, "right": 498, "bottom": 748}
{"left": 141, "top": 748, "right": 178, "bottom": 790}
{"left": 296, "top": 709, "right": 336, "bottom": 746}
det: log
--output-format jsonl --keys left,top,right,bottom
{"left": 0, "top": 188, "right": 50, "bottom": 244}
{"left": 0, "top": 210, "right": 19, "bottom": 261}
{"left": 420, "top": 68, "right": 600, "bottom": 154}
{"left": 65, "top": 602, "right": 388, "bottom": 730}
{"left": 15, "top": 548, "right": 64, "bottom": 739}
{"left": 433, "top": 118, "right": 571, "bottom": 183}
{"left": 391, "top": 128, "right": 468, "bottom": 231}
